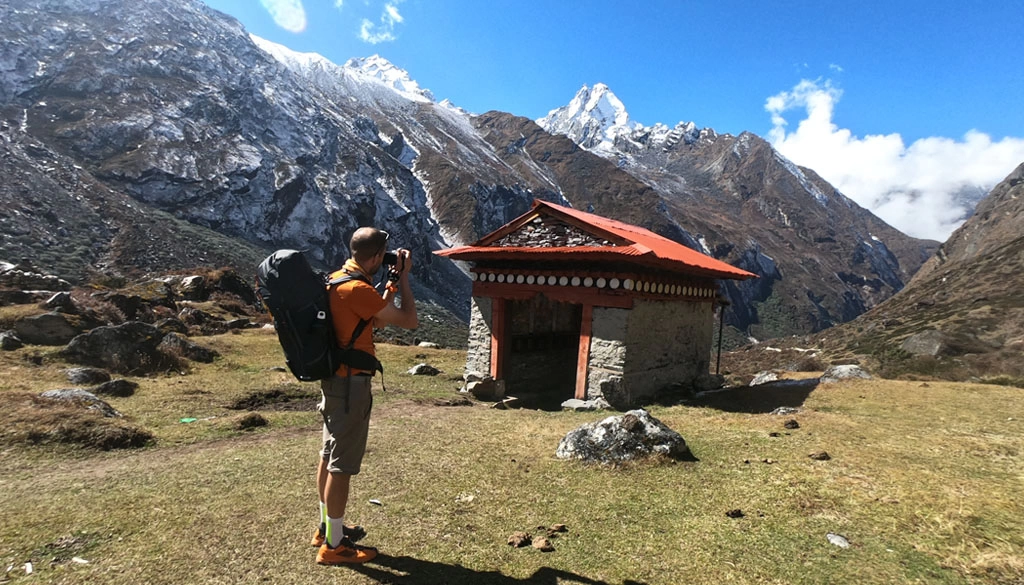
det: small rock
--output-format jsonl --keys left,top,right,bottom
{"left": 809, "top": 451, "right": 831, "bottom": 461}
{"left": 561, "top": 397, "right": 611, "bottom": 411}
{"left": 749, "top": 371, "right": 780, "bottom": 386}
{"left": 490, "top": 396, "right": 521, "bottom": 409}
{"left": 433, "top": 396, "right": 473, "bottom": 407}
{"left": 768, "top": 432, "right": 781, "bottom": 437}
{"left": 93, "top": 379, "right": 139, "bottom": 398}
{"left": 532, "top": 537, "right": 555, "bottom": 552}
{"left": 826, "top": 532, "right": 850, "bottom": 548}
{"left": 417, "top": 341, "right": 440, "bottom": 349}
{"left": 408, "top": 363, "right": 441, "bottom": 376}
{"left": 235, "top": 412, "right": 268, "bottom": 430}
{"left": 225, "top": 318, "right": 251, "bottom": 330}
{"left": 726, "top": 509, "right": 744, "bottom": 518}
{"left": 783, "top": 419, "right": 800, "bottom": 429}
{"left": 770, "top": 406, "right": 800, "bottom": 415}
{"left": 550, "top": 524, "right": 568, "bottom": 533}
{"left": 0, "top": 330, "right": 24, "bottom": 351}
{"left": 762, "top": 458, "right": 775, "bottom": 464}
{"left": 507, "top": 532, "right": 532, "bottom": 548}
{"left": 45, "top": 291, "right": 74, "bottom": 310}
{"left": 39, "top": 389, "right": 121, "bottom": 417}
{"left": 820, "top": 365, "right": 871, "bottom": 384}
{"left": 369, "top": 499, "right": 382, "bottom": 506}
{"left": 66, "top": 367, "right": 112, "bottom": 385}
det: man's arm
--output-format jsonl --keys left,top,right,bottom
{"left": 374, "top": 249, "right": 418, "bottom": 329}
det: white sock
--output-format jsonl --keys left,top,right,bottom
{"left": 326, "top": 516, "right": 347, "bottom": 548}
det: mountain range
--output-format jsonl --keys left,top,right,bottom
{"left": 0, "top": 0, "right": 963, "bottom": 343}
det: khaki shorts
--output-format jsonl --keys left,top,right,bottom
{"left": 319, "top": 374, "right": 374, "bottom": 475}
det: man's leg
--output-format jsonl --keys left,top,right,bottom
{"left": 324, "top": 471, "right": 351, "bottom": 547}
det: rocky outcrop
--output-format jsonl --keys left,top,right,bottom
{"left": 60, "top": 322, "right": 175, "bottom": 374}
{"left": 555, "top": 409, "right": 693, "bottom": 463}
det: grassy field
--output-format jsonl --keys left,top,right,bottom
{"left": 1, "top": 329, "right": 1021, "bottom": 585}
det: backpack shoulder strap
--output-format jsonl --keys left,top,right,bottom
{"left": 326, "top": 271, "right": 374, "bottom": 350}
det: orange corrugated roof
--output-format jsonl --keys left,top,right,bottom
{"left": 436, "top": 200, "right": 757, "bottom": 281}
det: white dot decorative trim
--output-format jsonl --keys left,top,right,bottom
{"left": 526, "top": 275, "right": 535, "bottom": 284}
{"left": 583, "top": 277, "right": 594, "bottom": 287}
{"left": 559, "top": 276, "right": 569, "bottom": 286}
{"left": 597, "top": 277, "right": 607, "bottom": 288}
{"left": 471, "top": 272, "right": 479, "bottom": 281}
{"left": 610, "top": 278, "right": 620, "bottom": 289}
{"left": 624, "top": 279, "right": 634, "bottom": 290}
{"left": 571, "top": 276, "right": 581, "bottom": 286}
{"left": 497, "top": 274, "right": 505, "bottom": 283}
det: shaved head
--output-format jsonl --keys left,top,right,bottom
{"left": 350, "top": 227, "right": 388, "bottom": 264}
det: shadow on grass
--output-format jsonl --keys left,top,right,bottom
{"left": 687, "top": 378, "right": 820, "bottom": 414}
{"left": 349, "top": 554, "right": 649, "bottom": 585}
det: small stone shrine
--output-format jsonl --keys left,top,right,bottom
{"left": 435, "top": 200, "right": 755, "bottom": 409}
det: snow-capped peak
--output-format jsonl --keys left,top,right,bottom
{"left": 250, "top": 35, "right": 435, "bottom": 104}
{"left": 344, "top": 55, "right": 434, "bottom": 102}
{"left": 537, "top": 83, "right": 640, "bottom": 152}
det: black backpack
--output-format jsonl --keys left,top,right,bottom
{"left": 255, "top": 250, "right": 383, "bottom": 382}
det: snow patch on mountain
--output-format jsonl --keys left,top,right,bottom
{"left": 344, "top": 55, "right": 434, "bottom": 103}
{"left": 774, "top": 152, "right": 829, "bottom": 206}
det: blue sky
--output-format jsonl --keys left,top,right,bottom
{"left": 201, "top": 0, "right": 1024, "bottom": 240}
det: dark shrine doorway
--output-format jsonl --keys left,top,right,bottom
{"left": 504, "top": 294, "right": 582, "bottom": 410}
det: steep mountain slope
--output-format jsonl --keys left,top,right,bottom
{"left": 2, "top": 0, "right": 938, "bottom": 339}
{"left": 538, "top": 85, "right": 938, "bottom": 337}
{"left": 814, "top": 163, "right": 1024, "bottom": 379}
{"left": 1, "top": 0, "right": 472, "bottom": 312}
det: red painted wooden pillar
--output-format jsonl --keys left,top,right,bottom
{"left": 490, "top": 298, "right": 506, "bottom": 380}
{"left": 575, "top": 304, "right": 593, "bottom": 399}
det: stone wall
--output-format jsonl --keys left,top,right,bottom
{"left": 621, "top": 298, "right": 714, "bottom": 405}
{"left": 586, "top": 306, "right": 628, "bottom": 405}
{"left": 464, "top": 296, "right": 492, "bottom": 377}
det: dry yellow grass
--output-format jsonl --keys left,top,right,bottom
{"left": 0, "top": 331, "right": 1021, "bottom": 584}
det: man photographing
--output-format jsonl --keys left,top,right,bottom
{"left": 313, "top": 227, "right": 417, "bottom": 565}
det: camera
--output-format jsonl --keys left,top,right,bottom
{"left": 382, "top": 251, "right": 398, "bottom": 266}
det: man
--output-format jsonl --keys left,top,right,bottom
{"left": 313, "top": 227, "right": 417, "bottom": 565}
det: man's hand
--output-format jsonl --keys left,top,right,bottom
{"left": 396, "top": 248, "right": 412, "bottom": 276}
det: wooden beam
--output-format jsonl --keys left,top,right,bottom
{"left": 490, "top": 298, "right": 506, "bottom": 380}
{"left": 575, "top": 304, "right": 593, "bottom": 400}
{"left": 472, "top": 282, "right": 634, "bottom": 308}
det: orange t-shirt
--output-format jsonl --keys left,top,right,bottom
{"left": 328, "top": 261, "right": 387, "bottom": 376}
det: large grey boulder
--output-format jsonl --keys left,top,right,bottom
{"left": 60, "top": 321, "right": 173, "bottom": 374}
{"left": 900, "top": 330, "right": 949, "bottom": 357}
{"left": 820, "top": 365, "right": 872, "bottom": 384}
{"left": 556, "top": 409, "right": 693, "bottom": 463}
{"left": 13, "top": 311, "right": 82, "bottom": 345}
{"left": 39, "top": 389, "right": 121, "bottom": 417}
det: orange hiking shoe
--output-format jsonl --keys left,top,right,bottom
{"left": 311, "top": 524, "right": 367, "bottom": 546}
{"left": 316, "top": 538, "right": 378, "bottom": 565}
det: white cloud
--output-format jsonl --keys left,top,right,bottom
{"left": 259, "top": 0, "right": 307, "bottom": 33}
{"left": 766, "top": 79, "right": 1024, "bottom": 241}
{"left": 360, "top": 2, "right": 403, "bottom": 44}
{"left": 335, "top": 0, "right": 343, "bottom": 8}
{"left": 828, "top": 63, "right": 844, "bottom": 73}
